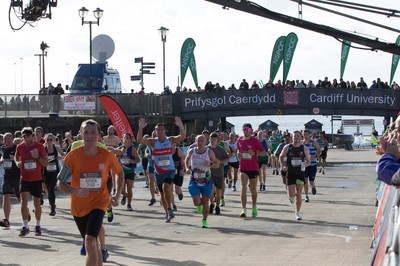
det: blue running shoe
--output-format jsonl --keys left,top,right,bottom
{"left": 80, "top": 243, "right": 86, "bottom": 256}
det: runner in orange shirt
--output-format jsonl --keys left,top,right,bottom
{"left": 57, "top": 119, "right": 124, "bottom": 266}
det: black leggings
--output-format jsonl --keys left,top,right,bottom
{"left": 44, "top": 172, "right": 58, "bottom": 205}
{"left": 74, "top": 209, "right": 105, "bottom": 239}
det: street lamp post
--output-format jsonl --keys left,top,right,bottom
{"left": 40, "top": 41, "right": 49, "bottom": 94}
{"left": 158, "top": 26, "right": 169, "bottom": 89}
{"left": 79, "top": 7, "right": 103, "bottom": 92}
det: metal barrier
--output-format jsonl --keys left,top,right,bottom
{"left": 0, "top": 93, "right": 163, "bottom": 118}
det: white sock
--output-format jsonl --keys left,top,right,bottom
{"left": 23, "top": 220, "right": 28, "bottom": 228}
{"left": 36, "top": 220, "right": 41, "bottom": 227}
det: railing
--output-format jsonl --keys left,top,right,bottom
{"left": 0, "top": 93, "right": 165, "bottom": 117}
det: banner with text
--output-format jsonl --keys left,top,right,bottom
{"left": 63, "top": 95, "right": 96, "bottom": 110}
{"left": 340, "top": 40, "right": 351, "bottom": 80}
{"left": 269, "top": 35, "right": 286, "bottom": 83}
{"left": 175, "top": 89, "right": 397, "bottom": 117}
{"left": 180, "top": 38, "right": 198, "bottom": 88}
{"left": 99, "top": 95, "right": 135, "bottom": 140}
{"left": 390, "top": 35, "right": 400, "bottom": 85}
{"left": 283, "top": 32, "right": 298, "bottom": 83}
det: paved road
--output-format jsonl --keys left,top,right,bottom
{"left": 0, "top": 148, "right": 379, "bottom": 265}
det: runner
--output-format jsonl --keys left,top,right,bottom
{"left": 274, "top": 133, "right": 292, "bottom": 185}
{"left": 317, "top": 131, "right": 329, "bottom": 174}
{"left": 145, "top": 132, "right": 158, "bottom": 206}
{"left": 302, "top": 129, "right": 321, "bottom": 202}
{"left": 257, "top": 130, "right": 271, "bottom": 191}
{"left": 171, "top": 144, "right": 185, "bottom": 211}
{"left": 208, "top": 132, "right": 229, "bottom": 215}
{"left": 0, "top": 132, "right": 21, "bottom": 228}
{"left": 226, "top": 132, "right": 239, "bottom": 191}
{"left": 57, "top": 119, "right": 124, "bottom": 265}
{"left": 115, "top": 133, "right": 140, "bottom": 211}
{"left": 268, "top": 130, "right": 281, "bottom": 176}
{"left": 137, "top": 117, "right": 186, "bottom": 222}
{"left": 237, "top": 123, "right": 266, "bottom": 218}
{"left": 185, "top": 134, "right": 219, "bottom": 228}
{"left": 43, "top": 133, "right": 64, "bottom": 216}
{"left": 279, "top": 130, "right": 311, "bottom": 220}
{"left": 15, "top": 127, "right": 49, "bottom": 236}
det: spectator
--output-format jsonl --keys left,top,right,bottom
{"left": 47, "top": 83, "right": 55, "bottom": 94}
{"left": 377, "top": 78, "right": 386, "bottom": 89}
{"left": 161, "top": 86, "right": 172, "bottom": 95}
{"left": 357, "top": 77, "right": 367, "bottom": 89}
{"left": 339, "top": 78, "right": 347, "bottom": 88}
{"left": 321, "top": 77, "right": 331, "bottom": 88}
{"left": 331, "top": 79, "right": 339, "bottom": 88}
{"left": 350, "top": 81, "right": 357, "bottom": 89}
{"left": 15, "top": 95, "right": 22, "bottom": 111}
{"left": 250, "top": 81, "right": 260, "bottom": 89}
{"left": 307, "top": 80, "right": 315, "bottom": 88}
{"left": 294, "top": 80, "right": 305, "bottom": 88}
{"left": 239, "top": 79, "right": 249, "bottom": 90}
{"left": 138, "top": 87, "right": 145, "bottom": 95}
{"left": 315, "top": 79, "right": 322, "bottom": 88}
{"left": 204, "top": 81, "right": 214, "bottom": 92}
{"left": 274, "top": 80, "right": 283, "bottom": 88}
{"left": 370, "top": 80, "right": 378, "bottom": 89}
{"left": 52, "top": 83, "right": 65, "bottom": 113}
{"left": 228, "top": 84, "right": 237, "bottom": 90}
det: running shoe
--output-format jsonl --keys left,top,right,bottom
{"left": 18, "top": 227, "right": 30, "bottom": 237}
{"left": 121, "top": 196, "right": 127, "bottom": 206}
{"left": 295, "top": 212, "right": 302, "bottom": 220}
{"left": 221, "top": 198, "right": 225, "bottom": 207}
{"left": 272, "top": 169, "right": 276, "bottom": 175}
{"left": 232, "top": 185, "right": 237, "bottom": 191}
{"left": 312, "top": 186, "right": 317, "bottom": 195}
{"left": 305, "top": 196, "right": 310, "bottom": 202}
{"left": 319, "top": 168, "right": 322, "bottom": 173}
{"left": 252, "top": 207, "right": 258, "bottom": 218}
{"left": 178, "top": 193, "right": 184, "bottom": 201}
{"left": 196, "top": 205, "right": 203, "bottom": 214}
{"left": 263, "top": 184, "right": 266, "bottom": 191}
{"left": 0, "top": 219, "right": 10, "bottom": 228}
{"left": 172, "top": 204, "right": 177, "bottom": 211}
{"left": 107, "top": 210, "right": 114, "bottom": 222}
{"left": 260, "top": 184, "right": 263, "bottom": 191}
{"left": 228, "top": 180, "right": 232, "bottom": 188}
{"left": 240, "top": 209, "right": 247, "bottom": 218}
{"left": 289, "top": 197, "right": 295, "bottom": 204}
{"left": 276, "top": 169, "right": 279, "bottom": 175}
{"left": 80, "top": 243, "right": 86, "bottom": 256}
{"left": 40, "top": 194, "right": 44, "bottom": 206}
{"left": 201, "top": 219, "right": 208, "bottom": 228}
{"left": 168, "top": 209, "right": 175, "bottom": 220}
{"left": 127, "top": 204, "right": 133, "bottom": 211}
{"left": 35, "top": 225, "right": 42, "bottom": 236}
{"left": 164, "top": 213, "right": 170, "bottom": 223}
{"left": 215, "top": 206, "right": 221, "bottom": 215}
{"left": 209, "top": 204, "right": 214, "bottom": 214}
{"left": 101, "top": 248, "right": 110, "bottom": 262}
{"left": 322, "top": 169, "right": 325, "bottom": 175}
{"left": 148, "top": 198, "right": 156, "bottom": 206}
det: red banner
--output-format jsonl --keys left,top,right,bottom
{"left": 99, "top": 95, "right": 135, "bottom": 140}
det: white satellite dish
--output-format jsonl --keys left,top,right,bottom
{"left": 92, "top": 34, "right": 115, "bottom": 63}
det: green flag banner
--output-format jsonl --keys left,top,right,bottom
{"left": 269, "top": 35, "right": 286, "bottom": 83}
{"left": 390, "top": 35, "right": 400, "bottom": 85}
{"left": 340, "top": 40, "right": 351, "bottom": 80}
{"left": 283, "top": 32, "right": 298, "bottom": 84}
{"left": 180, "top": 38, "right": 198, "bottom": 88}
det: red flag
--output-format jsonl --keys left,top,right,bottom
{"left": 99, "top": 95, "right": 135, "bottom": 140}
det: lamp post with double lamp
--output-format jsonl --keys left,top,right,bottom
{"left": 40, "top": 41, "right": 49, "bottom": 94}
{"left": 78, "top": 7, "right": 103, "bottom": 92}
{"left": 158, "top": 26, "right": 169, "bottom": 90}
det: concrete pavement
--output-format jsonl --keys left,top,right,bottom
{"left": 0, "top": 148, "right": 380, "bottom": 265}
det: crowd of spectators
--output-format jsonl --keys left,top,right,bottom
{"left": 165, "top": 76, "right": 400, "bottom": 94}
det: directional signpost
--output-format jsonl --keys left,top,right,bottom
{"left": 131, "top": 57, "right": 155, "bottom": 89}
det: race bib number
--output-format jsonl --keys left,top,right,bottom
{"left": 24, "top": 160, "right": 37, "bottom": 171}
{"left": 120, "top": 157, "right": 131, "bottom": 165}
{"left": 192, "top": 169, "right": 208, "bottom": 186}
{"left": 80, "top": 172, "right": 102, "bottom": 191}
{"left": 242, "top": 152, "right": 252, "bottom": 160}
{"left": 3, "top": 159, "right": 12, "bottom": 169}
{"left": 46, "top": 163, "right": 57, "bottom": 172}
{"left": 48, "top": 155, "right": 55, "bottom": 161}
{"left": 291, "top": 158, "right": 302, "bottom": 166}
{"left": 158, "top": 157, "right": 171, "bottom": 168}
